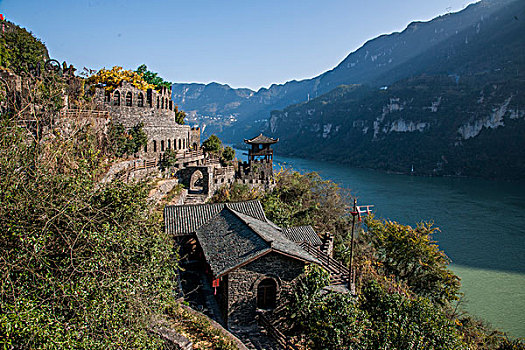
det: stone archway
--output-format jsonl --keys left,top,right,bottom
{"left": 189, "top": 170, "right": 204, "bottom": 193}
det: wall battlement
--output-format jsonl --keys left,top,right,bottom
{"left": 93, "top": 81, "right": 200, "bottom": 158}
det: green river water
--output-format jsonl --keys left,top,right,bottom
{"left": 234, "top": 148, "right": 525, "bottom": 337}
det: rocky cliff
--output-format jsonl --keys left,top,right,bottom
{"left": 172, "top": 0, "right": 520, "bottom": 143}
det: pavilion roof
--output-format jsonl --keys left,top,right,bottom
{"left": 244, "top": 133, "right": 279, "bottom": 144}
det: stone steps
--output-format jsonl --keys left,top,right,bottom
{"left": 184, "top": 193, "right": 207, "bottom": 205}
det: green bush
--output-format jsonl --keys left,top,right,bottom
{"left": 160, "top": 148, "right": 178, "bottom": 170}
{"left": 0, "top": 118, "right": 178, "bottom": 349}
{"left": 0, "top": 21, "right": 49, "bottom": 73}
{"left": 364, "top": 217, "right": 460, "bottom": 305}
{"left": 361, "top": 280, "right": 464, "bottom": 350}
{"left": 108, "top": 122, "right": 148, "bottom": 158}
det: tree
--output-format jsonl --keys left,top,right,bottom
{"left": 360, "top": 280, "right": 464, "bottom": 350}
{"left": 0, "top": 21, "right": 49, "bottom": 73}
{"left": 202, "top": 134, "right": 222, "bottom": 154}
{"left": 364, "top": 217, "right": 460, "bottom": 305}
{"left": 210, "top": 183, "right": 261, "bottom": 203}
{"left": 283, "top": 265, "right": 370, "bottom": 350}
{"left": 160, "top": 148, "right": 178, "bottom": 170}
{"left": 108, "top": 122, "right": 148, "bottom": 158}
{"left": 222, "top": 146, "right": 235, "bottom": 162}
{"left": 135, "top": 64, "right": 172, "bottom": 90}
{"left": 174, "top": 105, "right": 185, "bottom": 125}
{"left": 261, "top": 170, "right": 351, "bottom": 235}
{"left": 87, "top": 66, "right": 155, "bottom": 92}
{"left": 0, "top": 118, "right": 178, "bottom": 349}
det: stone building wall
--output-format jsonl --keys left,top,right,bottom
{"left": 226, "top": 252, "right": 306, "bottom": 327}
{"left": 93, "top": 82, "right": 200, "bottom": 159}
{"left": 237, "top": 159, "right": 274, "bottom": 181}
{"left": 211, "top": 166, "right": 236, "bottom": 193}
{"left": 190, "top": 127, "right": 201, "bottom": 149}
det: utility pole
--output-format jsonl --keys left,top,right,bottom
{"left": 349, "top": 198, "right": 357, "bottom": 295}
{"left": 348, "top": 200, "right": 374, "bottom": 295}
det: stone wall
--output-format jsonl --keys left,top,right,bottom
{"left": 226, "top": 252, "right": 306, "bottom": 327}
{"left": 210, "top": 166, "right": 236, "bottom": 193}
{"left": 93, "top": 82, "right": 200, "bottom": 159}
{"left": 190, "top": 127, "right": 201, "bottom": 148}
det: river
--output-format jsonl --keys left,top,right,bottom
{"left": 233, "top": 148, "right": 525, "bottom": 337}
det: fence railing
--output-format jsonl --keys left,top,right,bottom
{"left": 256, "top": 312, "right": 299, "bottom": 350}
{"left": 132, "top": 159, "right": 157, "bottom": 171}
{"left": 59, "top": 109, "right": 110, "bottom": 118}
{"left": 299, "top": 241, "right": 350, "bottom": 285}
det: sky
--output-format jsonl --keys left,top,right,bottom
{"left": 0, "top": 0, "right": 479, "bottom": 90}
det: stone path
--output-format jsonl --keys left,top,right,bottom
{"left": 184, "top": 193, "right": 208, "bottom": 204}
{"left": 229, "top": 325, "right": 283, "bottom": 350}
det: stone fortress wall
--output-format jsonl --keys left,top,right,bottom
{"left": 94, "top": 81, "right": 200, "bottom": 159}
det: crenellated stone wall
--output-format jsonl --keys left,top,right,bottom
{"left": 93, "top": 81, "right": 200, "bottom": 159}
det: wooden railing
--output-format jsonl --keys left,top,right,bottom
{"left": 256, "top": 312, "right": 299, "bottom": 350}
{"left": 59, "top": 109, "right": 110, "bottom": 118}
{"left": 299, "top": 241, "right": 350, "bottom": 285}
{"left": 132, "top": 159, "right": 157, "bottom": 171}
{"left": 178, "top": 149, "right": 203, "bottom": 158}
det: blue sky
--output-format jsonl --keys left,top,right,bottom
{"left": 0, "top": 0, "right": 478, "bottom": 90}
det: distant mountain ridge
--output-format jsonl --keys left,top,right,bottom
{"left": 172, "top": 0, "right": 517, "bottom": 142}
{"left": 268, "top": 0, "right": 525, "bottom": 179}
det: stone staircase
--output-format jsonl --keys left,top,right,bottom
{"left": 184, "top": 193, "right": 208, "bottom": 205}
{"left": 299, "top": 241, "right": 350, "bottom": 286}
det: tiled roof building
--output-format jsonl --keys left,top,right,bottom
{"left": 164, "top": 200, "right": 322, "bottom": 327}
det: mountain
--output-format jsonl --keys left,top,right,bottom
{"left": 172, "top": 0, "right": 518, "bottom": 142}
{"left": 268, "top": 0, "right": 525, "bottom": 180}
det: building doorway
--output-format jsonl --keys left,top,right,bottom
{"left": 257, "top": 278, "right": 277, "bottom": 309}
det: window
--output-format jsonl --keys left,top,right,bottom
{"left": 125, "top": 92, "right": 132, "bottom": 106}
{"left": 147, "top": 89, "right": 153, "bottom": 107}
{"left": 157, "top": 96, "right": 160, "bottom": 109}
{"left": 104, "top": 91, "right": 111, "bottom": 102}
{"left": 167, "top": 139, "right": 171, "bottom": 149}
{"left": 138, "top": 93, "right": 144, "bottom": 107}
{"left": 161, "top": 140, "right": 165, "bottom": 152}
{"left": 161, "top": 98, "right": 164, "bottom": 109}
{"left": 257, "top": 278, "right": 277, "bottom": 309}
{"left": 113, "top": 90, "right": 120, "bottom": 106}
{"left": 153, "top": 140, "right": 157, "bottom": 152}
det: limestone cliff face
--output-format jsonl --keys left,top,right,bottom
{"left": 267, "top": 73, "right": 525, "bottom": 180}
{"left": 263, "top": 0, "right": 525, "bottom": 180}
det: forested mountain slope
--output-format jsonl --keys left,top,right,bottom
{"left": 267, "top": 0, "right": 525, "bottom": 179}
{"left": 172, "top": 0, "right": 519, "bottom": 144}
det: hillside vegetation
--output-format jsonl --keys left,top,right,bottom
{"left": 212, "top": 174, "right": 525, "bottom": 349}
{"left": 0, "top": 21, "right": 239, "bottom": 349}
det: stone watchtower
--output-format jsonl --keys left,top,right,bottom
{"left": 238, "top": 134, "right": 278, "bottom": 185}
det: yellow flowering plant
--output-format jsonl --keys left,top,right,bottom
{"left": 87, "top": 66, "right": 156, "bottom": 92}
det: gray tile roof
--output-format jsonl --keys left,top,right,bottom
{"left": 230, "top": 210, "right": 319, "bottom": 265}
{"left": 164, "top": 200, "right": 268, "bottom": 236}
{"left": 244, "top": 133, "right": 278, "bottom": 144}
{"left": 192, "top": 206, "right": 319, "bottom": 278}
{"left": 283, "top": 226, "right": 323, "bottom": 246}
{"left": 195, "top": 208, "right": 271, "bottom": 278}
